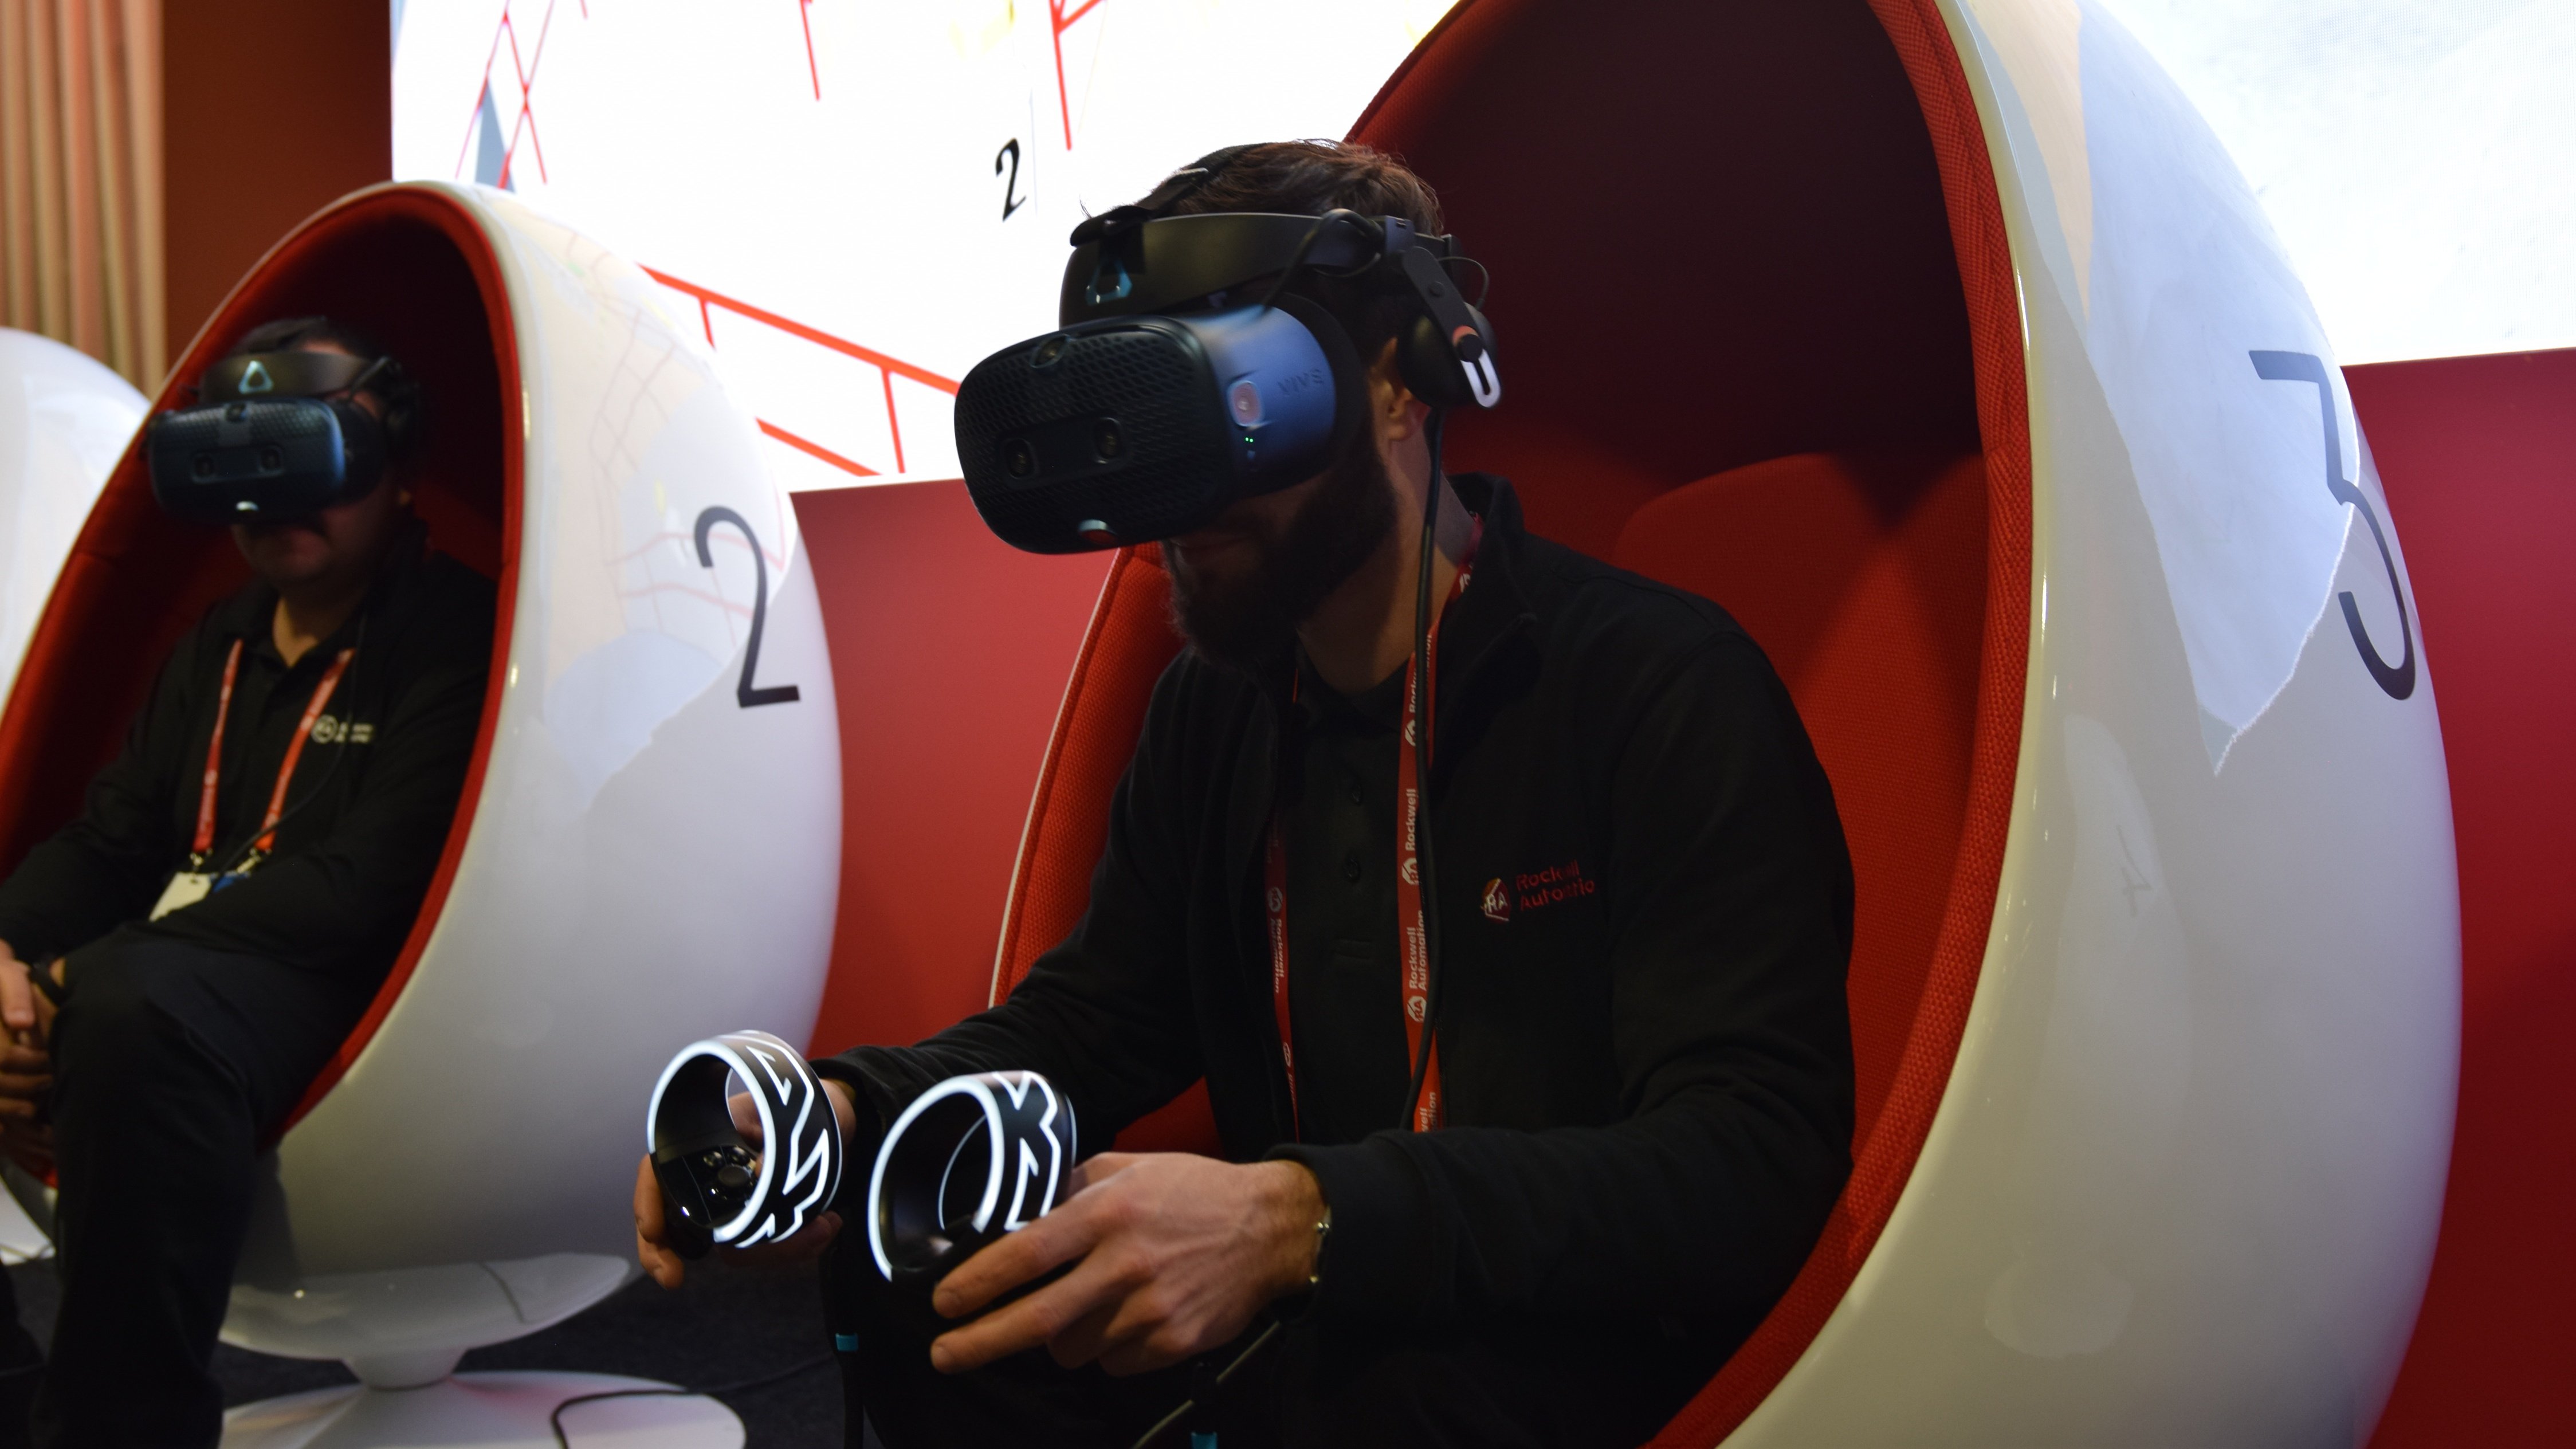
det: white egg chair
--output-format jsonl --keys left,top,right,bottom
{"left": 977, "top": 1, "right": 2458, "bottom": 1444}
{"left": 0, "top": 183, "right": 841, "bottom": 1446}
{"left": 0, "top": 329, "right": 145, "bottom": 714}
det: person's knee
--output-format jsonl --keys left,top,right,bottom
{"left": 48, "top": 945, "right": 168, "bottom": 1081}
{"left": 48, "top": 942, "right": 242, "bottom": 1129}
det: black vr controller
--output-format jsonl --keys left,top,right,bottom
{"left": 146, "top": 349, "right": 415, "bottom": 524}
{"left": 646, "top": 1031, "right": 847, "bottom": 1260}
{"left": 866, "top": 1070, "right": 1078, "bottom": 1290}
{"left": 954, "top": 199, "right": 1501, "bottom": 554}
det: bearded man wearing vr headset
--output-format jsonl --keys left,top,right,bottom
{"left": 635, "top": 141, "right": 1856, "bottom": 1448}
{"left": 0, "top": 317, "right": 493, "bottom": 1447}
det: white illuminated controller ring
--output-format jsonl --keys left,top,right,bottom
{"left": 867, "top": 1071, "right": 1078, "bottom": 1283}
{"left": 645, "top": 1030, "right": 845, "bottom": 1258}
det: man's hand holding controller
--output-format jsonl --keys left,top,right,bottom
{"left": 631, "top": 1076, "right": 859, "bottom": 1288}
{"left": 0, "top": 941, "right": 58, "bottom": 1175}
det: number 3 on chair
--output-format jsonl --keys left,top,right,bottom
{"left": 2249, "top": 350, "right": 2417, "bottom": 701}
{"left": 694, "top": 505, "right": 803, "bottom": 708}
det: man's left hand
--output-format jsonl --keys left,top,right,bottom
{"left": 0, "top": 952, "right": 56, "bottom": 1175}
{"left": 927, "top": 1153, "right": 1323, "bottom": 1377}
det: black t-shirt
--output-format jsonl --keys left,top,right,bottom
{"left": 1281, "top": 655, "right": 1411, "bottom": 1146}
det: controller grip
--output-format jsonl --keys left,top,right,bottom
{"left": 653, "top": 1155, "right": 717, "bottom": 1260}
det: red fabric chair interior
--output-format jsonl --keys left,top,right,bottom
{"left": 1614, "top": 451, "right": 1985, "bottom": 1160}
{"left": 0, "top": 187, "right": 518, "bottom": 1129}
{"left": 990, "top": 0, "right": 2034, "bottom": 1440}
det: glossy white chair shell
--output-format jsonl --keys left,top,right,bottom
{"left": 0, "top": 328, "right": 144, "bottom": 708}
{"left": 1333, "top": 1, "right": 2459, "bottom": 1442}
{"left": 0, "top": 184, "right": 837, "bottom": 1442}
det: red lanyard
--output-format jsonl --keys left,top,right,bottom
{"left": 192, "top": 637, "right": 356, "bottom": 866}
{"left": 1265, "top": 517, "right": 1482, "bottom": 1137}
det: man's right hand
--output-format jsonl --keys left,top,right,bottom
{"left": 0, "top": 943, "right": 54, "bottom": 1175}
{"left": 633, "top": 1077, "right": 858, "bottom": 1287}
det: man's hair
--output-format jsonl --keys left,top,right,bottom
{"left": 1155, "top": 140, "right": 1450, "bottom": 364}
{"left": 221, "top": 315, "right": 424, "bottom": 458}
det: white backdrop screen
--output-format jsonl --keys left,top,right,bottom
{"left": 391, "top": 0, "right": 1454, "bottom": 490}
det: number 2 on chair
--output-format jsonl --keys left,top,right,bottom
{"left": 694, "top": 506, "right": 802, "bottom": 708}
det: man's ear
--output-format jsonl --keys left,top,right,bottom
{"left": 1368, "top": 339, "right": 1428, "bottom": 442}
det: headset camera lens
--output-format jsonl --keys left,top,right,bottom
{"left": 259, "top": 446, "right": 282, "bottom": 472}
{"left": 1032, "top": 336, "right": 1067, "bottom": 367}
{"left": 1093, "top": 421, "right": 1123, "bottom": 460}
{"left": 1003, "top": 440, "right": 1037, "bottom": 478}
{"left": 192, "top": 455, "right": 215, "bottom": 480}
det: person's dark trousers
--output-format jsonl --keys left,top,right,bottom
{"left": 819, "top": 1215, "right": 1731, "bottom": 1449}
{"left": 30, "top": 936, "right": 372, "bottom": 1449}
{"left": 0, "top": 1267, "right": 36, "bottom": 1449}
{"left": 823, "top": 1231, "right": 1196, "bottom": 1449}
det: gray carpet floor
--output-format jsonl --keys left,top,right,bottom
{"left": 7, "top": 1254, "right": 846, "bottom": 1446}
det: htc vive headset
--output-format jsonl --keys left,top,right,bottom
{"left": 953, "top": 162, "right": 1501, "bottom": 554}
{"left": 145, "top": 347, "right": 416, "bottom": 524}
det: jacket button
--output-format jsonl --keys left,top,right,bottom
{"left": 1341, "top": 853, "right": 1363, "bottom": 883}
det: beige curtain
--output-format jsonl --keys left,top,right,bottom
{"left": 0, "top": 0, "right": 162, "bottom": 391}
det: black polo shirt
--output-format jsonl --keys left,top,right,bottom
{"left": 0, "top": 524, "right": 494, "bottom": 994}
{"left": 1281, "top": 655, "right": 1412, "bottom": 1146}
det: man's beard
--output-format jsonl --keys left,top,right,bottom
{"left": 1164, "top": 438, "right": 1396, "bottom": 674}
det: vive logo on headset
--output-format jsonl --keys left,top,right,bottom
{"left": 238, "top": 360, "right": 274, "bottom": 394}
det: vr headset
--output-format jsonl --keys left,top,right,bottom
{"left": 953, "top": 164, "right": 1501, "bottom": 554}
{"left": 146, "top": 348, "right": 414, "bottom": 524}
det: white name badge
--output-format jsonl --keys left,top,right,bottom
{"left": 150, "top": 871, "right": 217, "bottom": 921}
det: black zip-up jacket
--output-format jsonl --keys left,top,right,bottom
{"left": 821, "top": 475, "right": 1852, "bottom": 1357}
{"left": 0, "top": 524, "right": 493, "bottom": 989}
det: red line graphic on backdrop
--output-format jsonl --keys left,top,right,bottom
{"left": 454, "top": 1, "right": 562, "bottom": 189}
{"left": 1050, "top": 0, "right": 1109, "bottom": 149}
{"left": 644, "top": 268, "right": 960, "bottom": 480}
{"left": 800, "top": 0, "right": 822, "bottom": 99}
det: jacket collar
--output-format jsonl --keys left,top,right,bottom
{"left": 1434, "top": 472, "right": 1539, "bottom": 709}
{"left": 1238, "top": 471, "right": 1537, "bottom": 709}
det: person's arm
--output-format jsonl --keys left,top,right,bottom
{"left": 79, "top": 608, "right": 491, "bottom": 978}
{"left": 1271, "top": 633, "right": 1858, "bottom": 1332}
{"left": 633, "top": 662, "right": 1214, "bottom": 1291}
{"left": 812, "top": 659, "right": 1212, "bottom": 1165}
{"left": 0, "top": 637, "right": 204, "bottom": 963}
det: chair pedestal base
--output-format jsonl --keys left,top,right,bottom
{"left": 220, "top": 1371, "right": 743, "bottom": 1448}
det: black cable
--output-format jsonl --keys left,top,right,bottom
{"left": 548, "top": 1350, "right": 835, "bottom": 1447}
{"left": 1400, "top": 410, "right": 1447, "bottom": 1132}
{"left": 1443, "top": 253, "right": 1492, "bottom": 309}
{"left": 1254, "top": 208, "right": 1380, "bottom": 315}
{"left": 1129, "top": 1319, "right": 1285, "bottom": 1449}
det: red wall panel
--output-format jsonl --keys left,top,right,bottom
{"left": 2353, "top": 347, "right": 2576, "bottom": 1447}
{"left": 162, "top": 1, "right": 390, "bottom": 366}
{"left": 793, "top": 481, "right": 1109, "bottom": 1058}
